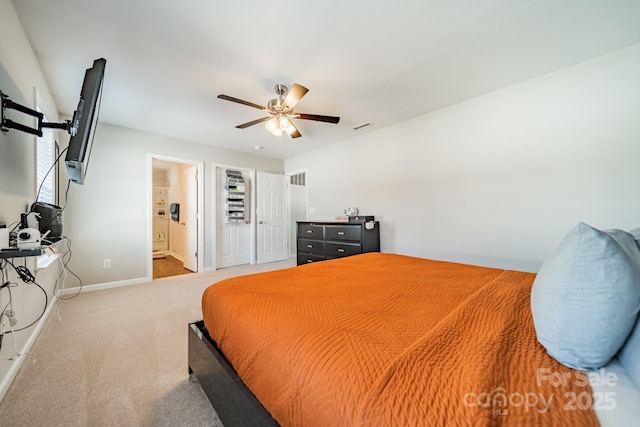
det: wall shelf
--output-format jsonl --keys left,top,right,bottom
{"left": 0, "top": 248, "right": 43, "bottom": 259}
{"left": 224, "top": 170, "right": 246, "bottom": 224}
{"left": 153, "top": 187, "right": 170, "bottom": 252}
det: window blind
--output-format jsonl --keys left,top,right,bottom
{"left": 36, "top": 114, "right": 56, "bottom": 204}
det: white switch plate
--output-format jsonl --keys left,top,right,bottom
{"left": 309, "top": 207, "right": 315, "bottom": 214}
{"left": 103, "top": 259, "right": 111, "bottom": 268}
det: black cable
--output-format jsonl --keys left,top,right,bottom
{"left": 5, "top": 259, "right": 36, "bottom": 284}
{"left": 55, "top": 140, "right": 60, "bottom": 207}
{"left": 3, "top": 281, "right": 47, "bottom": 334}
{"left": 9, "top": 146, "right": 69, "bottom": 236}
{"left": 31, "top": 147, "right": 70, "bottom": 236}
{"left": 61, "top": 178, "right": 71, "bottom": 211}
{"left": 35, "top": 145, "right": 67, "bottom": 204}
{"left": 1, "top": 261, "right": 48, "bottom": 334}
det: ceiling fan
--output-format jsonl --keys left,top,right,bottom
{"left": 217, "top": 83, "right": 340, "bottom": 139}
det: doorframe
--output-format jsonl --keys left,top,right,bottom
{"left": 212, "top": 163, "right": 256, "bottom": 270}
{"left": 147, "top": 153, "right": 205, "bottom": 279}
{"left": 285, "top": 168, "right": 309, "bottom": 259}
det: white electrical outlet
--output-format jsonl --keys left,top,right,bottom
{"left": 103, "top": 259, "right": 111, "bottom": 268}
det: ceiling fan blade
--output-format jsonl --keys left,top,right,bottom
{"left": 295, "top": 113, "right": 340, "bottom": 124}
{"left": 287, "top": 120, "right": 302, "bottom": 138}
{"left": 282, "top": 84, "right": 309, "bottom": 112}
{"left": 235, "top": 116, "right": 271, "bottom": 129}
{"left": 218, "top": 94, "right": 266, "bottom": 111}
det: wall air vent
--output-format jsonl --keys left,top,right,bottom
{"left": 290, "top": 172, "right": 306, "bottom": 187}
{"left": 353, "top": 123, "right": 371, "bottom": 131}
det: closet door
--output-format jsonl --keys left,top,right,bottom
{"left": 217, "top": 168, "right": 251, "bottom": 268}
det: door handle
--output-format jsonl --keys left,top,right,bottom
{"left": 259, "top": 221, "right": 264, "bottom": 224}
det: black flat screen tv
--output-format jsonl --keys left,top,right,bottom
{"left": 64, "top": 58, "right": 106, "bottom": 185}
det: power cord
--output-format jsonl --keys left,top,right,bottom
{"left": 11, "top": 264, "right": 36, "bottom": 284}
{"left": 0, "top": 278, "right": 18, "bottom": 356}
{"left": 1, "top": 260, "right": 48, "bottom": 334}
{"left": 0, "top": 259, "right": 45, "bottom": 362}
{"left": 53, "top": 237, "right": 83, "bottom": 299}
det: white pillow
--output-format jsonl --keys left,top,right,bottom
{"left": 531, "top": 222, "right": 640, "bottom": 370}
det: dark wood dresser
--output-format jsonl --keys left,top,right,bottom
{"left": 296, "top": 219, "right": 380, "bottom": 265}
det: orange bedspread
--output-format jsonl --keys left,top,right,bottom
{"left": 202, "top": 253, "right": 598, "bottom": 426}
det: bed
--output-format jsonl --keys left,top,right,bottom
{"left": 189, "top": 224, "right": 640, "bottom": 426}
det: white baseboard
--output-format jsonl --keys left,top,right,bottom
{"left": 168, "top": 251, "right": 184, "bottom": 262}
{"left": 59, "top": 276, "right": 150, "bottom": 296}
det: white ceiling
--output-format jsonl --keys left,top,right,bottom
{"left": 11, "top": 0, "right": 640, "bottom": 160}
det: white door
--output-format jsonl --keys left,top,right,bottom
{"left": 183, "top": 165, "right": 198, "bottom": 272}
{"left": 257, "top": 172, "right": 288, "bottom": 263}
{"left": 217, "top": 167, "right": 251, "bottom": 268}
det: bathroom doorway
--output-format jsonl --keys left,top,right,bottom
{"left": 149, "top": 155, "right": 204, "bottom": 279}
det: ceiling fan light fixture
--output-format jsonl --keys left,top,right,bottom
{"left": 279, "top": 116, "right": 292, "bottom": 130}
{"left": 265, "top": 116, "right": 282, "bottom": 136}
{"left": 266, "top": 116, "right": 278, "bottom": 130}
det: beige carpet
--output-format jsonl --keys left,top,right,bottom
{"left": 0, "top": 259, "right": 295, "bottom": 426}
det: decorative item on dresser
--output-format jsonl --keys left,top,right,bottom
{"left": 296, "top": 216, "right": 380, "bottom": 265}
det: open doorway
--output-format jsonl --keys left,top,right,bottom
{"left": 149, "top": 155, "right": 204, "bottom": 280}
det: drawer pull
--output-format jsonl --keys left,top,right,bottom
{"left": 337, "top": 231, "right": 345, "bottom": 235}
{"left": 307, "top": 259, "right": 313, "bottom": 263}
{"left": 307, "top": 245, "right": 313, "bottom": 248}
{"left": 338, "top": 248, "right": 345, "bottom": 253}
{"left": 306, "top": 230, "right": 313, "bottom": 233}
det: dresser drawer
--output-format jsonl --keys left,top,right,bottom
{"left": 297, "top": 253, "right": 325, "bottom": 265}
{"left": 325, "top": 225, "right": 361, "bottom": 242}
{"left": 298, "top": 224, "right": 325, "bottom": 240}
{"left": 326, "top": 242, "right": 362, "bottom": 258}
{"left": 297, "top": 239, "right": 325, "bottom": 256}
{"left": 296, "top": 220, "right": 379, "bottom": 266}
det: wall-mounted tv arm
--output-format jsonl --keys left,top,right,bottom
{"left": 1, "top": 90, "right": 73, "bottom": 137}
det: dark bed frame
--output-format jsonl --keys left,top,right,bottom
{"left": 188, "top": 321, "right": 279, "bottom": 426}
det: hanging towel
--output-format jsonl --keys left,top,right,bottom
{"left": 170, "top": 203, "right": 180, "bottom": 221}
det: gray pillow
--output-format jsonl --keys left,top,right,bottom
{"left": 531, "top": 222, "right": 640, "bottom": 370}
{"left": 619, "top": 226, "right": 640, "bottom": 388}
{"left": 619, "top": 316, "right": 640, "bottom": 389}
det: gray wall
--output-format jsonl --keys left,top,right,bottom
{"left": 0, "top": 63, "right": 34, "bottom": 204}
{"left": 0, "top": 0, "right": 62, "bottom": 400}
{"left": 286, "top": 43, "right": 640, "bottom": 272}
{"left": 59, "top": 122, "right": 284, "bottom": 286}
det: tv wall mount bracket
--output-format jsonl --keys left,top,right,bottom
{"left": 1, "top": 90, "right": 74, "bottom": 137}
